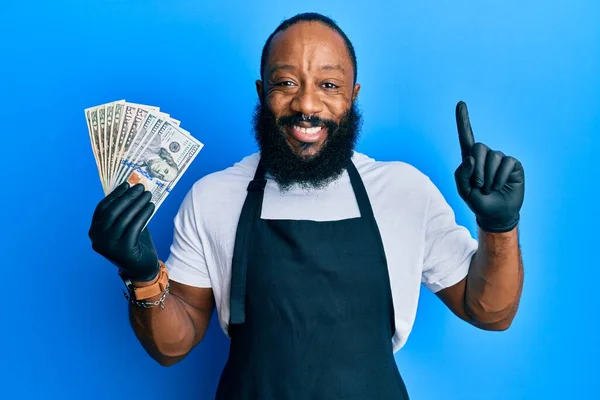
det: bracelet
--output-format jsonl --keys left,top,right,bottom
{"left": 119, "top": 261, "right": 170, "bottom": 308}
{"left": 123, "top": 283, "right": 170, "bottom": 310}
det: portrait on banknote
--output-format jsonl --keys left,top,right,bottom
{"left": 129, "top": 130, "right": 180, "bottom": 183}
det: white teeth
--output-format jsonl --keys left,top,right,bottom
{"left": 293, "top": 125, "right": 322, "bottom": 135}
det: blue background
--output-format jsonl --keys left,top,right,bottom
{"left": 1, "top": 1, "right": 598, "bottom": 399}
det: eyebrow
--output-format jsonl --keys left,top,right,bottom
{"left": 320, "top": 64, "right": 345, "bottom": 74}
{"left": 269, "top": 63, "right": 346, "bottom": 75}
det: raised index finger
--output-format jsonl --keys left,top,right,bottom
{"left": 456, "top": 101, "right": 475, "bottom": 159}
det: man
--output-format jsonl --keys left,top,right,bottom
{"left": 88, "top": 12, "right": 525, "bottom": 400}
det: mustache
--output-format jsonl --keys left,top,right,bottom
{"left": 277, "top": 113, "right": 339, "bottom": 131}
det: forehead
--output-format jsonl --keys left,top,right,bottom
{"left": 266, "top": 21, "right": 352, "bottom": 75}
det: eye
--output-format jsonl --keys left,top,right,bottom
{"left": 276, "top": 81, "right": 296, "bottom": 86}
{"left": 322, "top": 82, "right": 339, "bottom": 90}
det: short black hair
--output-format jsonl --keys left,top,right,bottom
{"left": 260, "top": 12, "right": 358, "bottom": 85}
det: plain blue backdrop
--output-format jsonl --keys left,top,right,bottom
{"left": 1, "top": 0, "right": 598, "bottom": 399}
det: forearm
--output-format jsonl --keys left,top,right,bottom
{"left": 465, "top": 226, "right": 524, "bottom": 328}
{"left": 128, "top": 282, "right": 198, "bottom": 366}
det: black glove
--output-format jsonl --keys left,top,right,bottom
{"left": 89, "top": 182, "right": 159, "bottom": 281}
{"left": 453, "top": 101, "right": 525, "bottom": 233}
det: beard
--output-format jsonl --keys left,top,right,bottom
{"left": 252, "top": 100, "right": 363, "bottom": 191}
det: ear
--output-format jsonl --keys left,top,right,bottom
{"left": 351, "top": 83, "right": 361, "bottom": 103}
{"left": 255, "top": 80, "right": 264, "bottom": 103}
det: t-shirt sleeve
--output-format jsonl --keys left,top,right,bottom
{"left": 164, "top": 185, "right": 212, "bottom": 288}
{"left": 421, "top": 177, "right": 478, "bottom": 293}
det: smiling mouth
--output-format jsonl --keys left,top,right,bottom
{"left": 287, "top": 124, "right": 327, "bottom": 144}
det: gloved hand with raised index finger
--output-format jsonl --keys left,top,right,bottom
{"left": 88, "top": 182, "right": 159, "bottom": 281}
{"left": 453, "top": 101, "right": 525, "bottom": 233}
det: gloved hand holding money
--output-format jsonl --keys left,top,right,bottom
{"left": 84, "top": 100, "right": 203, "bottom": 222}
{"left": 89, "top": 182, "right": 160, "bottom": 281}
{"left": 85, "top": 100, "right": 203, "bottom": 280}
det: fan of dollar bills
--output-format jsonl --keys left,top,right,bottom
{"left": 85, "top": 100, "right": 204, "bottom": 220}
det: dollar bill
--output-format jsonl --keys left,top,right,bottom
{"left": 86, "top": 107, "right": 107, "bottom": 192}
{"left": 151, "top": 127, "right": 202, "bottom": 212}
{"left": 98, "top": 106, "right": 107, "bottom": 188}
{"left": 110, "top": 103, "right": 139, "bottom": 191}
{"left": 124, "top": 119, "right": 203, "bottom": 223}
{"left": 105, "top": 103, "right": 115, "bottom": 192}
{"left": 84, "top": 107, "right": 105, "bottom": 192}
{"left": 108, "top": 100, "right": 126, "bottom": 190}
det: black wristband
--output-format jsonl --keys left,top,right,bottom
{"left": 118, "top": 261, "right": 160, "bottom": 282}
{"left": 476, "top": 213, "right": 520, "bottom": 233}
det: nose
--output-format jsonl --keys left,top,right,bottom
{"left": 290, "top": 84, "right": 324, "bottom": 116}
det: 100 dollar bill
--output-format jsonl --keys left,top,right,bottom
{"left": 123, "top": 119, "right": 203, "bottom": 221}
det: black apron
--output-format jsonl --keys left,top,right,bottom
{"left": 215, "top": 158, "right": 410, "bottom": 400}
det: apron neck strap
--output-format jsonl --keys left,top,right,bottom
{"left": 345, "top": 158, "right": 375, "bottom": 220}
{"left": 248, "top": 159, "right": 267, "bottom": 190}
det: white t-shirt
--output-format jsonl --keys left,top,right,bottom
{"left": 165, "top": 151, "right": 478, "bottom": 353}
